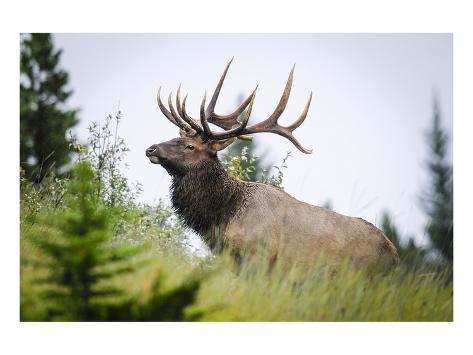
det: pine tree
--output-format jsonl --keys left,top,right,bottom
{"left": 20, "top": 33, "right": 78, "bottom": 181}
{"left": 29, "top": 162, "right": 202, "bottom": 321}
{"left": 32, "top": 162, "right": 139, "bottom": 320}
{"left": 422, "top": 99, "right": 453, "bottom": 263}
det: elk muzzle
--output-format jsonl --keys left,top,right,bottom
{"left": 145, "top": 144, "right": 161, "bottom": 164}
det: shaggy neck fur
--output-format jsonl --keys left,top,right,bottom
{"left": 170, "top": 159, "right": 248, "bottom": 238}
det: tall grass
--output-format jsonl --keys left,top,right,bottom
{"left": 20, "top": 232, "right": 453, "bottom": 321}
{"left": 193, "top": 256, "right": 452, "bottom": 321}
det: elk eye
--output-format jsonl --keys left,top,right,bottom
{"left": 185, "top": 144, "right": 195, "bottom": 151}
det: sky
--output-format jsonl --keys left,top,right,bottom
{"left": 53, "top": 33, "right": 453, "bottom": 248}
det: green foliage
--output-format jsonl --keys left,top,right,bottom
{"left": 28, "top": 162, "right": 137, "bottom": 320}
{"left": 224, "top": 138, "right": 272, "bottom": 182}
{"left": 20, "top": 33, "right": 79, "bottom": 181}
{"left": 82, "top": 111, "right": 142, "bottom": 208}
{"left": 21, "top": 220, "right": 454, "bottom": 322}
{"left": 223, "top": 145, "right": 258, "bottom": 182}
{"left": 115, "top": 201, "right": 189, "bottom": 253}
{"left": 20, "top": 167, "right": 68, "bottom": 223}
{"left": 223, "top": 143, "right": 290, "bottom": 189}
{"left": 259, "top": 152, "right": 291, "bottom": 189}
{"left": 21, "top": 162, "right": 201, "bottom": 321}
{"left": 21, "top": 110, "right": 198, "bottom": 321}
{"left": 421, "top": 99, "right": 453, "bottom": 263}
{"left": 381, "top": 212, "right": 427, "bottom": 270}
{"left": 71, "top": 111, "right": 187, "bottom": 248}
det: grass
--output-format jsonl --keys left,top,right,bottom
{"left": 21, "top": 224, "right": 453, "bottom": 321}
{"left": 190, "top": 257, "right": 452, "bottom": 321}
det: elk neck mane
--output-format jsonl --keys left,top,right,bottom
{"left": 170, "top": 159, "right": 252, "bottom": 235}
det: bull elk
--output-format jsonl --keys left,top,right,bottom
{"left": 146, "top": 59, "right": 399, "bottom": 271}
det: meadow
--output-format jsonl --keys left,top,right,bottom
{"left": 19, "top": 115, "right": 453, "bottom": 322}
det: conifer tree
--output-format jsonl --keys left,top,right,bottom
{"left": 20, "top": 33, "right": 78, "bottom": 181}
{"left": 32, "top": 162, "right": 139, "bottom": 320}
{"left": 421, "top": 99, "right": 453, "bottom": 263}
{"left": 30, "top": 162, "right": 202, "bottom": 321}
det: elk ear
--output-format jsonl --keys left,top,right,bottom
{"left": 209, "top": 138, "right": 237, "bottom": 152}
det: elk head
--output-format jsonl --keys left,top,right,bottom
{"left": 146, "top": 58, "right": 313, "bottom": 176}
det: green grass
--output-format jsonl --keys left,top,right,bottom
{"left": 193, "top": 257, "right": 452, "bottom": 321}
{"left": 21, "top": 225, "right": 453, "bottom": 321}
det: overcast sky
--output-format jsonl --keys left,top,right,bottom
{"left": 53, "top": 33, "right": 452, "bottom": 247}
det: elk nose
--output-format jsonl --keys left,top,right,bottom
{"left": 146, "top": 146, "right": 156, "bottom": 157}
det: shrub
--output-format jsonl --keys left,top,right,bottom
{"left": 82, "top": 110, "right": 142, "bottom": 208}
{"left": 223, "top": 145, "right": 291, "bottom": 189}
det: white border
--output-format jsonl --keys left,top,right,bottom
{"left": 2, "top": 1, "right": 472, "bottom": 354}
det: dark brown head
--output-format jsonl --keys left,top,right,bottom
{"left": 145, "top": 134, "right": 235, "bottom": 176}
{"left": 147, "top": 58, "right": 314, "bottom": 176}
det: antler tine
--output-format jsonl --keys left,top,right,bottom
{"left": 200, "top": 87, "right": 257, "bottom": 141}
{"left": 271, "top": 129, "right": 313, "bottom": 154}
{"left": 157, "top": 87, "right": 182, "bottom": 128}
{"left": 168, "top": 92, "right": 192, "bottom": 132}
{"left": 180, "top": 94, "right": 204, "bottom": 133}
{"left": 205, "top": 57, "right": 256, "bottom": 130}
{"left": 176, "top": 84, "right": 183, "bottom": 116}
{"left": 176, "top": 85, "right": 199, "bottom": 126}
{"left": 243, "top": 86, "right": 257, "bottom": 120}
{"left": 250, "top": 65, "right": 294, "bottom": 131}
{"left": 287, "top": 92, "right": 312, "bottom": 131}
{"left": 240, "top": 65, "right": 313, "bottom": 154}
{"left": 208, "top": 88, "right": 258, "bottom": 130}
{"left": 200, "top": 92, "right": 213, "bottom": 138}
{"left": 205, "top": 57, "right": 233, "bottom": 118}
{"left": 177, "top": 85, "right": 201, "bottom": 129}
{"left": 167, "top": 91, "right": 178, "bottom": 122}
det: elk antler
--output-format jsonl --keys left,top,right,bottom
{"left": 199, "top": 64, "right": 313, "bottom": 154}
{"left": 158, "top": 58, "right": 256, "bottom": 140}
{"left": 157, "top": 60, "right": 313, "bottom": 153}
